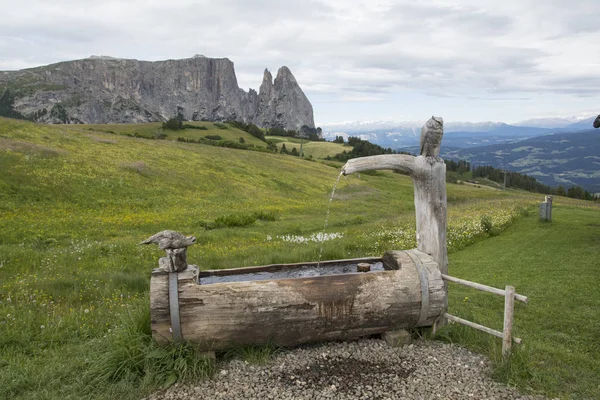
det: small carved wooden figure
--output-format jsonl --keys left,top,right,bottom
{"left": 420, "top": 116, "right": 444, "bottom": 157}
{"left": 140, "top": 230, "right": 196, "bottom": 273}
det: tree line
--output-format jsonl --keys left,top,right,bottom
{"left": 469, "top": 164, "right": 597, "bottom": 201}
{"left": 327, "top": 136, "right": 397, "bottom": 162}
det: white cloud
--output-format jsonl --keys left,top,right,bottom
{"left": 1, "top": 0, "right": 599, "bottom": 123}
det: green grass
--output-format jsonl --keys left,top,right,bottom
{"left": 0, "top": 117, "right": 598, "bottom": 399}
{"left": 222, "top": 343, "right": 281, "bottom": 365}
{"left": 440, "top": 206, "right": 600, "bottom": 399}
{"left": 80, "top": 121, "right": 267, "bottom": 147}
{"left": 271, "top": 138, "right": 346, "bottom": 159}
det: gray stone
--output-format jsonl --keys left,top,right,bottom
{"left": 382, "top": 329, "right": 412, "bottom": 347}
{"left": 143, "top": 339, "right": 550, "bottom": 400}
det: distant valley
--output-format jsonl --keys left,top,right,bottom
{"left": 322, "top": 119, "right": 600, "bottom": 192}
{"left": 442, "top": 130, "right": 600, "bottom": 193}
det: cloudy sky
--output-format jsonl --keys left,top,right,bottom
{"left": 1, "top": 0, "right": 599, "bottom": 125}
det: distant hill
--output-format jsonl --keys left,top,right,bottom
{"left": 563, "top": 116, "right": 598, "bottom": 131}
{"left": 440, "top": 130, "right": 600, "bottom": 192}
{"left": 514, "top": 116, "right": 593, "bottom": 129}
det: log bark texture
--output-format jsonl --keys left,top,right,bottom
{"left": 150, "top": 250, "right": 445, "bottom": 349}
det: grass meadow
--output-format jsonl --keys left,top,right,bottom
{"left": 0, "top": 117, "right": 598, "bottom": 399}
{"left": 267, "top": 137, "right": 347, "bottom": 159}
{"left": 441, "top": 204, "right": 600, "bottom": 399}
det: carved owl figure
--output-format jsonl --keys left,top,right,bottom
{"left": 420, "top": 116, "right": 444, "bottom": 157}
{"left": 139, "top": 230, "right": 196, "bottom": 250}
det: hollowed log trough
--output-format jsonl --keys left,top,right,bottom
{"left": 150, "top": 116, "right": 449, "bottom": 349}
{"left": 150, "top": 250, "right": 446, "bottom": 349}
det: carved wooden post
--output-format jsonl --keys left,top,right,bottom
{"left": 342, "top": 117, "right": 448, "bottom": 330}
{"left": 413, "top": 157, "right": 447, "bottom": 276}
{"left": 342, "top": 117, "right": 447, "bottom": 272}
{"left": 159, "top": 248, "right": 188, "bottom": 273}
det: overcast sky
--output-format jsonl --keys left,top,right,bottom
{"left": 1, "top": 0, "right": 599, "bottom": 125}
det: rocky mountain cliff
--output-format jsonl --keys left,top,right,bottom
{"left": 0, "top": 55, "right": 314, "bottom": 130}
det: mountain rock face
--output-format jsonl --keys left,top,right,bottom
{"left": 0, "top": 56, "right": 314, "bottom": 130}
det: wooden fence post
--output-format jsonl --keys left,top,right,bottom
{"left": 539, "top": 195, "right": 553, "bottom": 222}
{"left": 502, "top": 285, "right": 515, "bottom": 360}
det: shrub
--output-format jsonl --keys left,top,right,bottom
{"left": 480, "top": 215, "right": 493, "bottom": 234}
{"left": 183, "top": 124, "right": 208, "bottom": 130}
{"left": 228, "top": 120, "right": 266, "bottom": 141}
{"left": 266, "top": 142, "right": 277, "bottom": 152}
{"left": 200, "top": 211, "right": 278, "bottom": 230}
{"left": 50, "top": 104, "right": 69, "bottom": 123}
{"left": 214, "top": 123, "right": 228, "bottom": 130}
{"left": 162, "top": 118, "right": 183, "bottom": 130}
{"left": 204, "top": 135, "right": 222, "bottom": 141}
{"left": 239, "top": 137, "right": 245, "bottom": 144}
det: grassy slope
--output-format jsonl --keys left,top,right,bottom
{"left": 444, "top": 205, "right": 600, "bottom": 399}
{"left": 0, "top": 117, "right": 598, "bottom": 399}
{"left": 266, "top": 136, "right": 347, "bottom": 159}
{"left": 80, "top": 121, "right": 267, "bottom": 147}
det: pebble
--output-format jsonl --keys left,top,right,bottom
{"left": 145, "top": 339, "right": 549, "bottom": 400}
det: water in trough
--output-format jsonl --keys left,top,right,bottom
{"left": 199, "top": 260, "right": 385, "bottom": 284}
{"left": 200, "top": 171, "right": 367, "bottom": 285}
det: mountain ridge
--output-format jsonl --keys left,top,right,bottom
{"left": 0, "top": 56, "right": 314, "bottom": 130}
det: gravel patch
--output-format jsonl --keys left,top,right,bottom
{"left": 145, "top": 338, "right": 549, "bottom": 400}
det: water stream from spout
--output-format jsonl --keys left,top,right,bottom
{"left": 317, "top": 171, "right": 344, "bottom": 267}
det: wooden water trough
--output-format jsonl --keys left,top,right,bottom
{"left": 148, "top": 116, "right": 526, "bottom": 355}
{"left": 150, "top": 250, "right": 446, "bottom": 349}
{"left": 149, "top": 117, "right": 450, "bottom": 350}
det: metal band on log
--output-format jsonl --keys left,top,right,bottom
{"left": 168, "top": 273, "right": 182, "bottom": 341}
{"left": 406, "top": 250, "right": 429, "bottom": 326}
{"left": 150, "top": 251, "right": 446, "bottom": 349}
{"left": 150, "top": 267, "right": 198, "bottom": 344}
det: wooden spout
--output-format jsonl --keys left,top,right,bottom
{"left": 342, "top": 154, "right": 415, "bottom": 176}
{"left": 340, "top": 117, "right": 448, "bottom": 278}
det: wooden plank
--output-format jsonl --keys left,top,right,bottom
{"left": 503, "top": 285, "right": 515, "bottom": 359}
{"left": 444, "top": 313, "right": 522, "bottom": 344}
{"left": 441, "top": 274, "right": 528, "bottom": 304}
